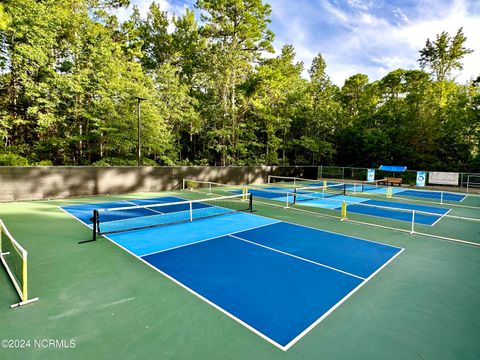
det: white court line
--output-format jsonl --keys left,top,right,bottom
{"left": 124, "top": 199, "right": 165, "bottom": 215}
{"left": 350, "top": 190, "right": 479, "bottom": 210}
{"left": 97, "top": 209, "right": 175, "bottom": 225}
{"left": 140, "top": 220, "right": 281, "bottom": 258}
{"left": 282, "top": 247, "right": 405, "bottom": 351}
{"left": 256, "top": 198, "right": 480, "bottom": 247}
{"left": 60, "top": 208, "right": 289, "bottom": 350}
{"left": 228, "top": 234, "right": 365, "bottom": 280}
{"left": 58, "top": 206, "right": 93, "bottom": 229}
{"left": 277, "top": 212, "right": 404, "bottom": 251}
{"left": 430, "top": 208, "right": 452, "bottom": 227}
{"left": 59, "top": 200, "right": 404, "bottom": 351}
{"left": 254, "top": 199, "right": 402, "bottom": 249}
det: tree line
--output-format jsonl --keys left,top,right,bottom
{"left": 0, "top": 0, "right": 479, "bottom": 171}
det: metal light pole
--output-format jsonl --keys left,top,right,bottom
{"left": 135, "top": 96, "right": 147, "bottom": 166}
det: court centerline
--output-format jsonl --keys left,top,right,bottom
{"left": 139, "top": 220, "right": 282, "bottom": 258}
{"left": 124, "top": 199, "right": 165, "bottom": 215}
{"left": 60, "top": 195, "right": 404, "bottom": 351}
{"left": 228, "top": 234, "right": 366, "bottom": 280}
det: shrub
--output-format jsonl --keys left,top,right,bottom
{"left": 0, "top": 153, "right": 30, "bottom": 166}
{"left": 93, "top": 157, "right": 158, "bottom": 166}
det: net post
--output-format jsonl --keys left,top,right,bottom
{"left": 341, "top": 201, "right": 347, "bottom": 221}
{"left": 285, "top": 192, "right": 290, "bottom": 208}
{"left": 182, "top": 178, "right": 186, "bottom": 190}
{"left": 208, "top": 182, "right": 212, "bottom": 195}
{"left": 248, "top": 193, "right": 253, "bottom": 212}
{"left": 22, "top": 252, "right": 28, "bottom": 302}
{"left": 92, "top": 210, "right": 99, "bottom": 241}
{"left": 410, "top": 210, "right": 415, "bottom": 234}
{"left": 267, "top": 175, "right": 271, "bottom": 184}
{"left": 323, "top": 180, "right": 327, "bottom": 189}
{"left": 293, "top": 188, "right": 298, "bottom": 205}
{"left": 343, "top": 183, "right": 346, "bottom": 196}
{"left": 440, "top": 191, "right": 444, "bottom": 204}
{"left": 189, "top": 201, "right": 193, "bottom": 221}
{"left": 242, "top": 186, "right": 248, "bottom": 201}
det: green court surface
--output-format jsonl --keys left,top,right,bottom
{"left": 1, "top": 191, "right": 480, "bottom": 360}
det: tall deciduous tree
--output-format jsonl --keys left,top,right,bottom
{"left": 195, "top": 0, "right": 274, "bottom": 165}
{"left": 418, "top": 28, "right": 473, "bottom": 81}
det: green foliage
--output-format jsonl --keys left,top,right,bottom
{"left": 35, "top": 160, "right": 53, "bottom": 166}
{"left": 0, "top": 2, "right": 477, "bottom": 172}
{"left": 418, "top": 28, "right": 473, "bottom": 81}
{"left": 92, "top": 157, "right": 157, "bottom": 166}
{"left": 0, "top": 153, "right": 29, "bottom": 166}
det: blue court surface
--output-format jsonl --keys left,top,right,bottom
{"left": 395, "top": 189, "right": 466, "bottom": 202}
{"left": 231, "top": 187, "right": 295, "bottom": 203}
{"left": 296, "top": 196, "right": 449, "bottom": 226}
{"left": 61, "top": 196, "right": 403, "bottom": 350}
{"left": 237, "top": 188, "right": 451, "bottom": 226}
{"left": 341, "top": 199, "right": 449, "bottom": 226}
{"left": 362, "top": 186, "right": 466, "bottom": 202}
{"left": 320, "top": 180, "right": 467, "bottom": 202}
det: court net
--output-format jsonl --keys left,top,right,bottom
{"left": 0, "top": 220, "right": 39, "bottom": 307}
{"left": 182, "top": 179, "right": 238, "bottom": 195}
{"left": 268, "top": 175, "right": 385, "bottom": 193}
{"left": 288, "top": 192, "right": 480, "bottom": 246}
{"left": 293, "top": 183, "right": 346, "bottom": 204}
{"left": 92, "top": 193, "right": 253, "bottom": 240}
{"left": 267, "top": 175, "right": 324, "bottom": 188}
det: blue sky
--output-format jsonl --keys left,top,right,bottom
{"left": 114, "top": 0, "right": 480, "bottom": 85}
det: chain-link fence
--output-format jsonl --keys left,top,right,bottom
{"left": 318, "top": 165, "right": 479, "bottom": 190}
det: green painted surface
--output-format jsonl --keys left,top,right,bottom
{"left": 0, "top": 191, "right": 479, "bottom": 359}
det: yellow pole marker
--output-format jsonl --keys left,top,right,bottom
{"left": 341, "top": 201, "right": 347, "bottom": 221}
{"left": 242, "top": 186, "right": 248, "bottom": 201}
{"left": 22, "top": 255, "right": 28, "bottom": 302}
{"left": 386, "top": 186, "right": 393, "bottom": 199}
{"left": 323, "top": 180, "right": 327, "bottom": 189}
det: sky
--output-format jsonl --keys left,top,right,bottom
{"left": 114, "top": 0, "right": 480, "bottom": 86}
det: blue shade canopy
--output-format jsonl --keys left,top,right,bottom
{"left": 379, "top": 165, "right": 407, "bottom": 172}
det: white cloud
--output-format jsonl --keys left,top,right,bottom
{"left": 110, "top": 0, "right": 479, "bottom": 85}
{"left": 320, "top": 0, "right": 350, "bottom": 24}
{"left": 269, "top": 0, "right": 480, "bottom": 85}
{"left": 392, "top": 8, "right": 409, "bottom": 25}
{"left": 346, "top": 0, "right": 373, "bottom": 11}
